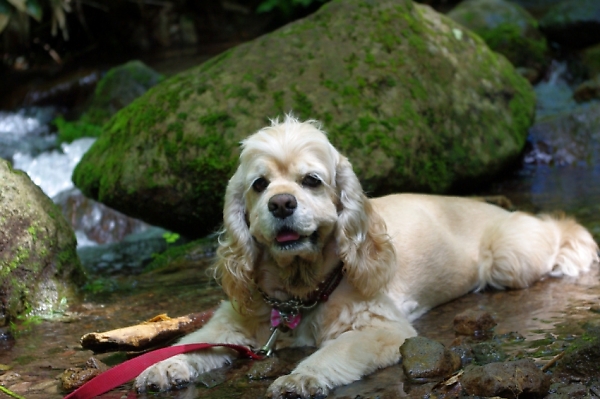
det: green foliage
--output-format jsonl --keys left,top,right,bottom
{"left": 82, "top": 277, "right": 118, "bottom": 294}
{"left": 53, "top": 116, "right": 103, "bottom": 144}
{"left": 0, "top": 0, "right": 70, "bottom": 38}
{"left": 162, "top": 232, "right": 180, "bottom": 244}
{"left": 257, "top": 0, "right": 328, "bottom": 16}
{"left": 9, "top": 314, "right": 43, "bottom": 338}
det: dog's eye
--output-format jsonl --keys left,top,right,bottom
{"left": 252, "top": 177, "right": 269, "bottom": 193}
{"left": 302, "top": 175, "right": 322, "bottom": 188}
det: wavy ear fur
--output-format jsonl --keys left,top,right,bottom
{"left": 335, "top": 156, "right": 396, "bottom": 298}
{"left": 211, "top": 167, "right": 257, "bottom": 313}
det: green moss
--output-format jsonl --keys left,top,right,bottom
{"left": 54, "top": 116, "right": 103, "bottom": 143}
{"left": 292, "top": 87, "right": 315, "bottom": 119}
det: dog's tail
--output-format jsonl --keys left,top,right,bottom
{"left": 477, "top": 212, "right": 599, "bottom": 291}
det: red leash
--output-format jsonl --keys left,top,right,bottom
{"left": 63, "top": 343, "right": 263, "bottom": 399}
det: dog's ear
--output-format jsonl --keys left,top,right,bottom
{"left": 335, "top": 156, "right": 396, "bottom": 298}
{"left": 212, "top": 167, "right": 257, "bottom": 313}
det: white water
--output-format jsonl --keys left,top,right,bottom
{"left": 12, "top": 138, "right": 97, "bottom": 199}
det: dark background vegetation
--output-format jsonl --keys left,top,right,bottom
{"left": 0, "top": 0, "right": 462, "bottom": 109}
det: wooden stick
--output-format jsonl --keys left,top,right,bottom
{"left": 541, "top": 351, "right": 565, "bottom": 372}
{"left": 80, "top": 310, "right": 214, "bottom": 353}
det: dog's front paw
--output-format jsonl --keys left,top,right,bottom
{"left": 266, "top": 373, "right": 329, "bottom": 399}
{"left": 135, "top": 354, "right": 197, "bottom": 392}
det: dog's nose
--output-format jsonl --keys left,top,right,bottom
{"left": 268, "top": 194, "right": 297, "bottom": 219}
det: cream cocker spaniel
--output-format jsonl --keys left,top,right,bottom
{"left": 135, "top": 115, "right": 599, "bottom": 398}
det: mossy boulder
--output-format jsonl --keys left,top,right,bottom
{"left": 447, "top": 0, "right": 548, "bottom": 76}
{"left": 56, "top": 60, "right": 164, "bottom": 143}
{"left": 73, "top": 0, "right": 535, "bottom": 238}
{"left": 0, "top": 159, "right": 85, "bottom": 326}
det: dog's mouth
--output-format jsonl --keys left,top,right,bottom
{"left": 275, "top": 228, "right": 318, "bottom": 250}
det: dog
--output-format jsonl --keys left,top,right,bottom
{"left": 135, "top": 115, "right": 599, "bottom": 398}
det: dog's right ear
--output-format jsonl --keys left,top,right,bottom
{"left": 212, "top": 167, "right": 257, "bottom": 313}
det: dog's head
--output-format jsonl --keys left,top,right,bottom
{"left": 213, "top": 116, "right": 395, "bottom": 311}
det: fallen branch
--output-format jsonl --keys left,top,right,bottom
{"left": 541, "top": 351, "right": 565, "bottom": 372}
{"left": 80, "top": 310, "right": 214, "bottom": 353}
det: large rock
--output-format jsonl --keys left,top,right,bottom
{"left": 0, "top": 159, "right": 85, "bottom": 326}
{"left": 73, "top": 0, "right": 535, "bottom": 238}
{"left": 447, "top": 0, "right": 548, "bottom": 78}
{"left": 56, "top": 61, "right": 164, "bottom": 143}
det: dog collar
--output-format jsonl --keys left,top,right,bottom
{"left": 256, "top": 262, "right": 344, "bottom": 356}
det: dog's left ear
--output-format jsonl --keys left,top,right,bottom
{"left": 335, "top": 155, "right": 396, "bottom": 298}
{"left": 212, "top": 167, "right": 257, "bottom": 313}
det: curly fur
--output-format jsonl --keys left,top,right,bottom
{"left": 136, "top": 116, "right": 599, "bottom": 398}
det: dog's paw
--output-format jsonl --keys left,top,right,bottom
{"left": 134, "top": 354, "right": 197, "bottom": 392}
{"left": 266, "top": 373, "right": 329, "bottom": 399}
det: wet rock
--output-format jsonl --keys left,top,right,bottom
{"left": 247, "top": 357, "right": 287, "bottom": 380}
{"left": 449, "top": 337, "right": 475, "bottom": 367}
{"left": 0, "top": 159, "right": 84, "bottom": 326}
{"left": 59, "top": 357, "right": 108, "bottom": 392}
{"left": 471, "top": 340, "right": 507, "bottom": 364}
{"left": 554, "top": 323, "right": 600, "bottom": 378}
{"left": 21, "top": 70, "right": 101, "bottom": 110}
{"left": 524, "top": 102, "right": 600, "bottom": 166}
{"left": 56, "top": 60, "right": 163, "bottom": 143}
{"left": 453, "top": 308, "right": 497, "bottom": 336}
{"left": 573, "top": 74, "right": 600, "bottom": 103}
{"left": 447, "top": 0, "right": 548, "bottom": 78}
{"left": 54, "top": 188, "right": 150, "bottom": 245}
{"left": 539, "top": 0, "right": 600, "bottom": 49}
{"left": 546, "top": 382, "right": 589, "bottom": 398}
{"left": 73, "top": 0, "right": 535, "bottom": 238}
{"left": 460, "top": 358, "right": 550, "bottom": 398}
{"left": 400, "top": 336, "right": 461, "bottom": 382}
{"left": 76, "top": 227, "right": 172, "bottom": 275}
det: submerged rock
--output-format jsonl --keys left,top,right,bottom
{"left": 453, "top": 308, "right": 497, "bottom": 336}
{"left": 73, "top": 0, "right": 535, "bottom": 238}
{"left": 0, "top": 159, "right": 84, "bottom": 326}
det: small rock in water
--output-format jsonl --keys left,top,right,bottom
{"left": 59, "top": 357, "right": 108, "bottom": 392}
{"left": 400, "top": 336, "right": 461, "bottom": 382}
{"left": 453, "top": 308, "right": 497, "bottom": 336}
{"left": 460, "top": 358, "right": 549, "bottom": 398}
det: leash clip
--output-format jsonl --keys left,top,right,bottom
{"left": 256, "top": 327, "right": 282, "bottom": 357}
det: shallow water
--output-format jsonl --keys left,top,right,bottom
{"left": 1, "top": 225, "right": 599, "bottom": 398}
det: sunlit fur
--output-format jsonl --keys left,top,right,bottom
{"left": 135, "top": 116, "right": 599, "bottom": 398}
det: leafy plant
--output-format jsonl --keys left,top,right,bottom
{"left": 162, "top": 231, "right": 180, "bottom": 245}
{"left": 0, "top": 0, "right": 71, "bottom": 39}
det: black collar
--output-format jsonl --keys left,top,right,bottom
{"left": 258, "top": 262, "right": 344, "bottom": 315}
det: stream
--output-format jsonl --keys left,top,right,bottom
{"left": 1, "top": 61, "right": 600, "bottom": 398}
